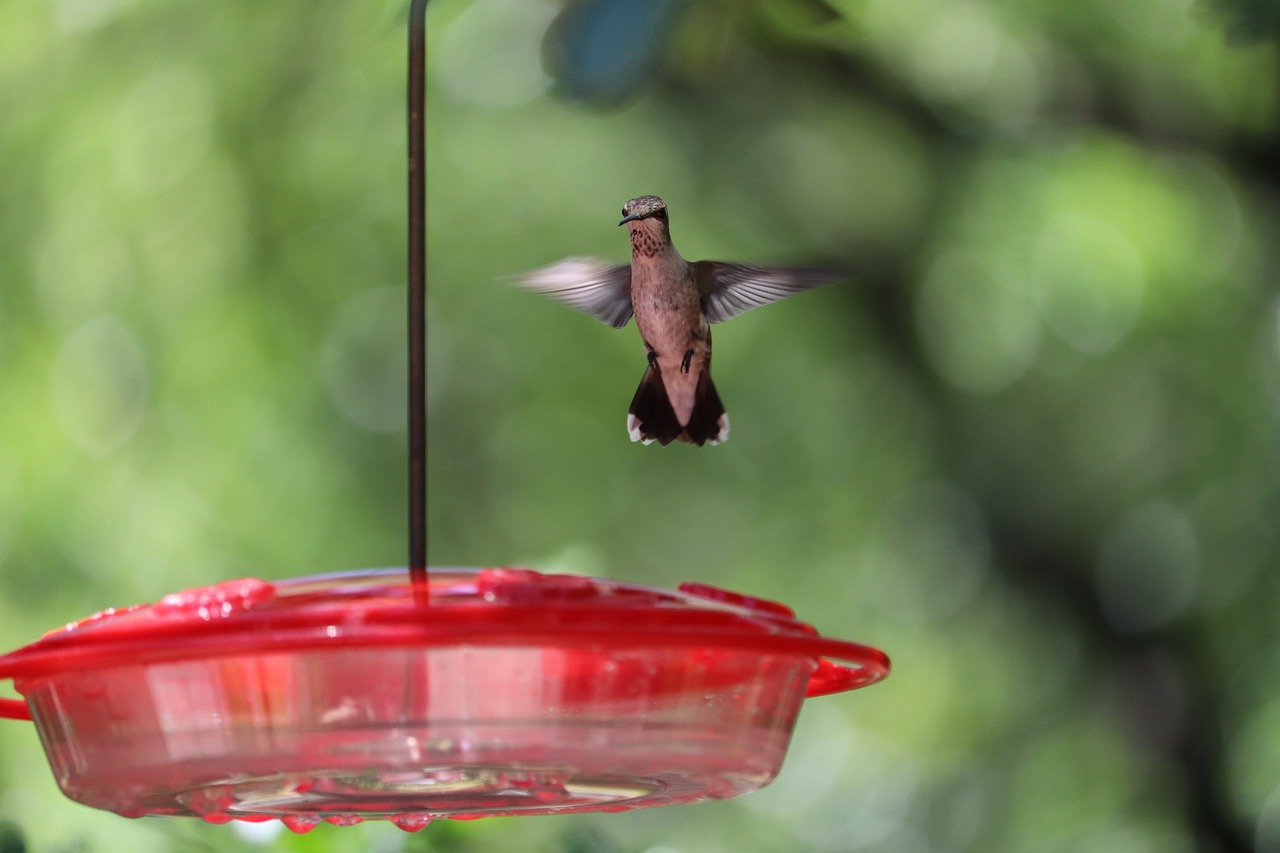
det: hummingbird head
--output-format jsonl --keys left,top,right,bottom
{"left": 619, "top": 196, "right": 672, "bottom": 258}
{"left": 619, "top": 195, "right": 668, "bottom": 227}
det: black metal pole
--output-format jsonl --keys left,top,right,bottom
{"left": 408, "top": 0, "right": 427, "bottom": 582}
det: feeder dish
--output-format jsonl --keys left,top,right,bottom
{"left": 0, "top": 567, "right": 888, "bottom": 827}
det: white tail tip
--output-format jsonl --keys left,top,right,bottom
{"left": 709, "top": 414, "right": 730, "bottom": 446}
{"left": 627, "top": 414, "right": 655, "bottom": 445}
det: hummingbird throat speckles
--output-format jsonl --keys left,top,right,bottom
{"left": 629, "top": 227, "right": 663, "bottom": 258}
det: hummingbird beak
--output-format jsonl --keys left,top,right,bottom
{"left": 619, "top": 213, "right": 642, "bottom": 226}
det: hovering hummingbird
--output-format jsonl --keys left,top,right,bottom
{"left": 514, "top": 195, "right": 844, "bottom": 446}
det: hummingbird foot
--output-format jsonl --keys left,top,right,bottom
{"left": 647, "top": 350, "right": 658, "bottom": 369}
{"left": 681, "top": 349, "right": 694, "bottom": 374}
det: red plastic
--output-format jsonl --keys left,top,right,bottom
{"left": 0, "top": 568, "right": 888, "bottom": 825}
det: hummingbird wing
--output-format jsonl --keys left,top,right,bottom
{"left": 510, "top": 257, "right": 633, "bottom": 329}
{"left": 691, "top": 262, "right": 845, "bottom": 324}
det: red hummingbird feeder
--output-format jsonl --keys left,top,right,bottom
{"left": 0, "top": 0, "right": 888, "bottom": 831}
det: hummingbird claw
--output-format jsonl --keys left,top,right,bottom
{"left": 647, "top": 351, "right": 658, "bottom": 369}
{"left": 681, "top": 350, "right": 694, "bottom": 374}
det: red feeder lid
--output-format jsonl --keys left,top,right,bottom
{"left": 0, "top": 568, "right": 888, "bottom": 707}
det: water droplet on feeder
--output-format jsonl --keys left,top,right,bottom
{"left": 281, "top": 814, "right": 320, "bottom": 834}
{"left": 324, "top": 815, "right": 363, "bottom": 827}
{"left": 392, "top": 813, "right": 435, "bottom": 832}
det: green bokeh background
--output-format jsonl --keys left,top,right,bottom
{"left": 2, "top": 0, "right": 1280, "bottom": 850}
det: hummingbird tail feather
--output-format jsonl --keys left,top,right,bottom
{"left": 627, "top": 366, "right": 683, "bottom": 446}
{"left": 686, "top": 369, "right": 729, "bottom": 446}
{"left": 627, "top": 366, "right": 729, "bottom": 447}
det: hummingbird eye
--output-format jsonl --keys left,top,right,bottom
{"left": 655, "top": 210, "right": 668, "bottom": 220}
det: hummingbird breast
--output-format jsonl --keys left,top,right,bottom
{"left": 631, "top": 263, "right": 704, "bottom": 354}
{"left": 630, "top": 261, "right": 710, "bottom": 427}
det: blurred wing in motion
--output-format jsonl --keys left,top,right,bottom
{"left": 511, "top": 257, "right": 633, "bottom": 329}
{"left": 691, "top": 262, "right": 847, "bottom": 324}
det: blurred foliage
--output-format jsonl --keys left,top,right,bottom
{"left": 1, "top": 0, "right": 1279, "bottom": 851}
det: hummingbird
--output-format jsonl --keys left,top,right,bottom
{"left": 514, "top": 195, "right": 843, "bottom": 446}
